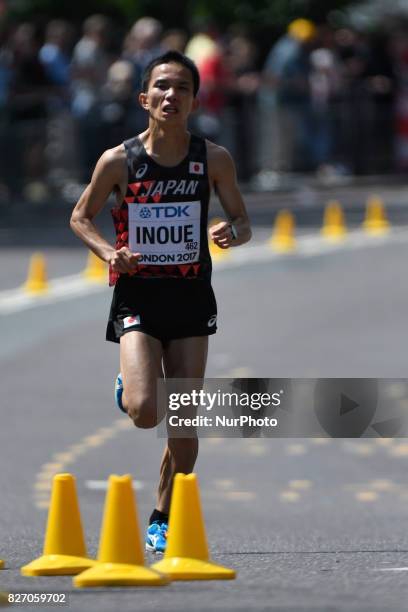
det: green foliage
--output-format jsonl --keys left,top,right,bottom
{"left": 6, "top": 0, "right": 357, "bottom": 29}
{"left": 7, "top": 0, "right": 132, "bottom": 23}
{"left": 187, "top": 0, "right": 357, "bottom": 28}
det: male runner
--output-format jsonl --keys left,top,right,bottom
{"left": 70, "top": 50, "right": 251, "bottom": 553}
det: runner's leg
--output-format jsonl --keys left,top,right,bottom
{"left": 156, "top": 336, "right": 208, "bottom": 513}
{"left": 120, "top": 331, "right": 164, "bottom": 429}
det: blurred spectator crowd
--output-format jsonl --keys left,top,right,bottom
{"left": 0, "top": 14, "right": 408, "bottom": 203}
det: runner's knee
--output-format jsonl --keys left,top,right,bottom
{"left": 127, "top": 397, "right": 157, "bottom": 429}
{"left": 168, "top": 436, "right": 198, "bottom": 458}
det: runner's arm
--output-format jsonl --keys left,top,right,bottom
{"left": 208, "top": 144, "right": 251, "bottom": 248}
{"left": 70, "top": 149, "right": 140, "bottom": 273}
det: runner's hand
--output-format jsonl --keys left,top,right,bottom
{"left": 109, "top": 247, "right": 141, "bottom": 273}
{"left": 209, "top": 221, "right": 234, "bottom": 249}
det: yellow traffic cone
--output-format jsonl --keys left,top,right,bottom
{"left": 208, "top": 217, "right": 231, "bottom": 261}
{"left": 74, "top": 475, "right": 169, "bottom": 587}
{"left": 23, "top": 253, "right": 48, "bottom": 294}
{"left": 21, "top": 474, "right": 96, "bottom": 576}
{"left": 269, "top": 210, "right": 296, "bottom": 253}
{"left": 0, "top": 591, "right": 9, "bottom": 606}
{"left": 363, "top": 195, "right": 390, "bottom": 235}
{"left": 0, "top": 560, "right": 3, "bottom": 569}
{"left": 321, "top": 200, "right": 347, "bottom": 241}
{"left": 152, "top": 473, "right": 236, "bottom": 580}
{"left": 82, "top": 251, "right": 107, "bottom": 283}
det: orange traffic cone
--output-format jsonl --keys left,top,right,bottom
{"left": 0, "top": 559, "right": 4, "bottom": 569}
{"left": 21, "top": 474, "right": 95, "bottom": 576}
{"left": 152, "top": 473, "right": 236, "bottom": 580}
{"left": 74, "top": 475, "right": 169, "bottom": 587}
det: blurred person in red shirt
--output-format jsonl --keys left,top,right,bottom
{"left": 185, "top": 22, "right": 233, "bottom": 140}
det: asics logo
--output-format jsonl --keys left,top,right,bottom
{"left": 135, "top": 163, "right": 148, "bottom": 179}
{"left": 207, "top": 315, "right": 217, "bottom": 328}
{"left": 150, "top": 534, "right": 160, "bottom": 546}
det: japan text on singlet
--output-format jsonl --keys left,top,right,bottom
{"left": 109, "top": 134, "right": 212, "bottom": 286}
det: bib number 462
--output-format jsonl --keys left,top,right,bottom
{"left": 185, "top": 241, "right": 198, "bottom": 251}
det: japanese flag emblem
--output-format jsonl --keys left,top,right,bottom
{"left": 189, "top": 161, "right": 204, "bottom": 175}
{"left": 123, "top": 315, "right": 141, "bottom": 329}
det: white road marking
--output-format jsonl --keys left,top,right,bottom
{"left": 376, "top": 567, "right": 408, "bottom": 571}
{"left": 215, "top": 227, "right": 408, "bottom": 270}
{"left": 223, "top": 490, "right": 256, "bottom": 501}
{"left": 0, "top": 274, "right": 108, "bottom": 314}
{"left": 2, "top": 227, "right": 408, "bottom": 315}
{"left": 85, "top": 479, "right": 144, "bottom": 491}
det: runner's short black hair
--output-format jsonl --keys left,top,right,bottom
{"left": 141, "top": 50, "right": 200, "bottom": 97}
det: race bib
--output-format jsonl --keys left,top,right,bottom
{"left": 128, "top": 201, "right": 201, "bottom": 265}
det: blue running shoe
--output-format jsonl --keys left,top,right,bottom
{"left": 145, "top": 522, "right": 168, "bottom": 553}
{"left": 114, "top": 373, "right": 126, "bottom": 413}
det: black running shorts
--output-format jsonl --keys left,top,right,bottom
{"left": 106, "top": 275, "right": 217, "bottom": 344}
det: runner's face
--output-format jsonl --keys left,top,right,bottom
{"left": 141, "top": 62, "right": 198, "bottom": 123}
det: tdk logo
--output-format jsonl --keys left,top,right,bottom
{"left": 140, "top": 205, "right": 190, "bottom": 218}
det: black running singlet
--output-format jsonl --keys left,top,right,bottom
{"left": 109, "top": 134, "right": 212, "bottom": 286}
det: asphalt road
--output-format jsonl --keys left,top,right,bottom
{"left": 1, "top": 205, "right": 408, "bottom": 610}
